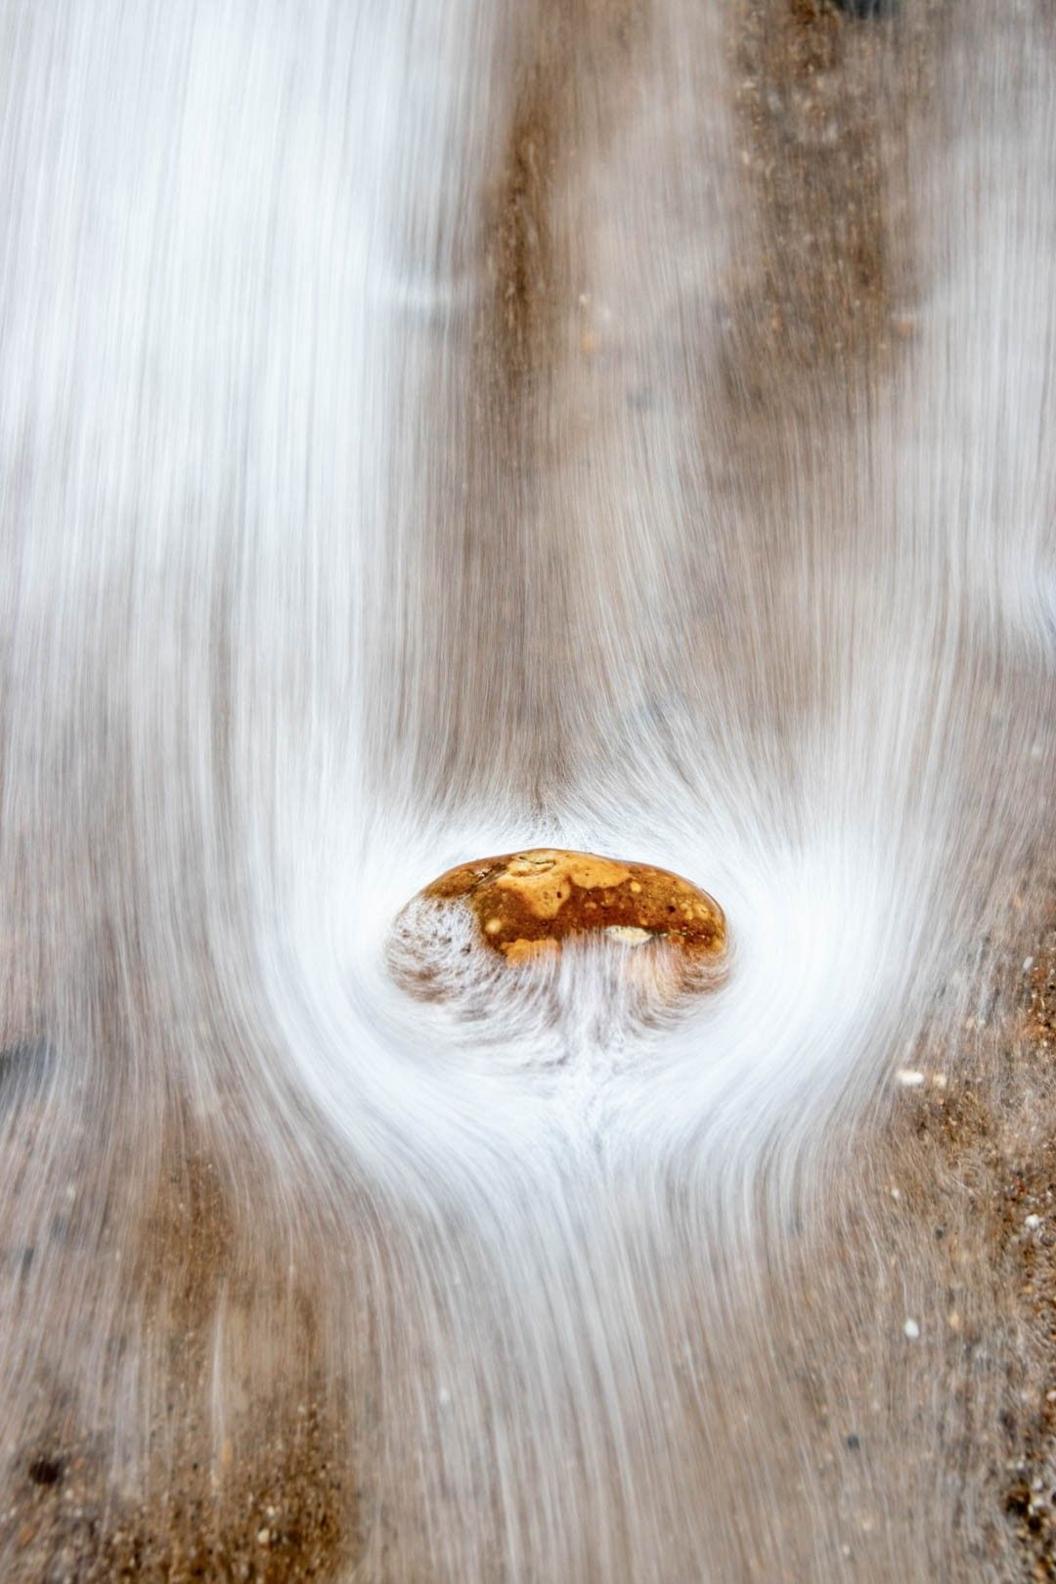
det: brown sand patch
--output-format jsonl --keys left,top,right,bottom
{"left": 4, "top": 1393, "right": 351, "bottom": 1584}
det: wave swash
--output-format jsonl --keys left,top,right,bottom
{"left": 2, "top": 3, "right": 1056, "bottom": 1580}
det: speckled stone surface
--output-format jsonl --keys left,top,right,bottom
{"left": 413, "top": 848, "right": 726, "bottom": 970}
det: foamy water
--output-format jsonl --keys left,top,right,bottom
{"left": 1, "top": 1, "right": 1055, "bottom": 1578}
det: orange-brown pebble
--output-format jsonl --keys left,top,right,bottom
{"left": 502, "top": 937, "right": 561, "bottom": 965}
{"left": 411, "top": 848, "right": 726, "bottom": 973}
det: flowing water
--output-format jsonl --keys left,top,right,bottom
{"left": 2, "top": 2, "right": 1056, "bottom": 1579}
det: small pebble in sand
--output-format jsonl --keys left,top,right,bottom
{"left": 903, "top": 1318, "right": 920, "bottom": 1340}
{"left": 895, "top": 1069, "right": 925, "bottom": 1088}
{"left": 1024, "top": 1214, "right": 1042, "bottom": 1231}
{"left": 411, "top": 848, "right": 724, "bottom": 959}
{"left": 393, "top": 848, "right": 727, "bottom": 1004}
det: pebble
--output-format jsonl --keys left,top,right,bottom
{"left": 399, "top": 847, "right": 727, "bottom": 992}
{"left": 903, "top": 1318, "right": 920, "bottom": 1340}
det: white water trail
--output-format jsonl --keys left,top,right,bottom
{"left": 1, "top": 1, "right": 1055, "bottom": 1579}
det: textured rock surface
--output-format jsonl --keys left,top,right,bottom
{"left": 412, "top": 848, "right": 726, "bottom": 970}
